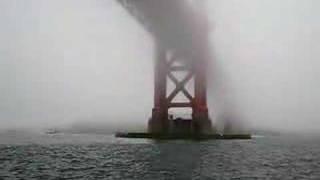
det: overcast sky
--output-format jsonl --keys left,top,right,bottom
{"left": 0, "top": 0, "right": 319, "bottom": 132}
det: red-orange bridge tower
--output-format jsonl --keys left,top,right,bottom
{"left": 118, "top": 0, "right": 212, "bottom": 134}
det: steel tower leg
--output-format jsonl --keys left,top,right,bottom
{"left": 148, "top": 44, "right": 169, "bottom": 133}
{"left": 193, "top": 54, "right": 212, "bottom": 134}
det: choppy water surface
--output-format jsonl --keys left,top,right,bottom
{"left": 0, "top": 131, "right": 320, "bottom": 179}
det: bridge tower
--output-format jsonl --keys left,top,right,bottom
{"left": 149, "top": 42, "right": 212, "bottom": 134}
{"left": 117, "top": 0, "right": 213, "bottom": 134}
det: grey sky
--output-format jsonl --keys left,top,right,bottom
{"left": 0, "top": 0, "right": 319, "bottom": 132}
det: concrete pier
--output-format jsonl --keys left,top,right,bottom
{"left": 115, "top": 132, "right": 251, "bottom": 140}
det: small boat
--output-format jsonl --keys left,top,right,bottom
{"left": 45, "top": 129, "right": 60, "bottom": 134}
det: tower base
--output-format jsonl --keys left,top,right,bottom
{"left": 148, "top": 108, "right": 169, "bottom": 133}
{"left": 192, "top": 118, "right": 213, "bottom": 134}
{"left": 148, "top": 117, "right": 213, "bottom": 135}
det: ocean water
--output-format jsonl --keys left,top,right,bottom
{"left": 0, "top": 131, "right": 319, "bottom": 179}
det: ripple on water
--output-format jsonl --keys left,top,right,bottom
{"left": 0, "top": 134, "right": 320, "bottom": 179}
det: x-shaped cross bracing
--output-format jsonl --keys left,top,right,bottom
{"left": 166, "top": 56, "right": 194, "bottom": 108}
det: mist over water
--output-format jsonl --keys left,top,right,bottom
{"left": 208, "top": 0, "right": 320, "bottom": 133}
{"left": 0, "top": 0, "right": 320, "bottom": 134}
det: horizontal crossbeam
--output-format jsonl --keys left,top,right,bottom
{"left": 168, "top": 102, "right": 192, "bottom": 108}
{"left": 170, "top": 66, "right": 189, "bottom": 71}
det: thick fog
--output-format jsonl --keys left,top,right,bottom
{"left": 0, "top": 0, "right": 319, "bottom": 133}
{"left": 208, "top": 0, "right": 320, "bottom": 132}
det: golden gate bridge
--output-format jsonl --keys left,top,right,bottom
{"left": 115, "top": 0, "right": 250, "bottom": 139}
